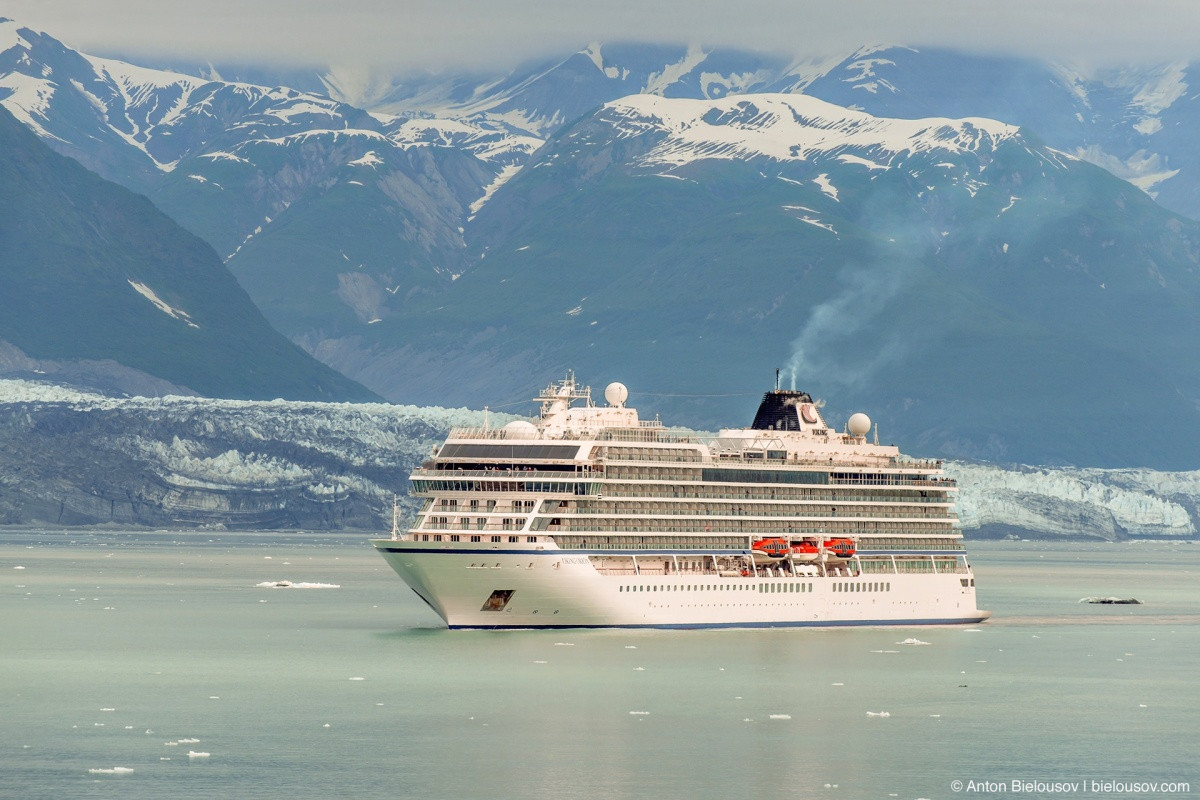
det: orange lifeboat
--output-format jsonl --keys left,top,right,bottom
{"left": 822, "top": 538, "right": 856, "bottom": 560}
{"left": 790, "top": 541, "right": 820, "bottom": 563}
{"left": 751, "top": 537, "right": 788, "bottom": 563}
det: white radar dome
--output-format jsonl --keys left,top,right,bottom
{"left": 500, "top": 420, "right": 538, "bottom": 439}
{"left": 604, "top": 382, "right": 629, "bottom": 408}
{"left": 847, "top": 413, "right": 871, "bottom": 437}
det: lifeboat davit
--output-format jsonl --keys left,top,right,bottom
{"left": 822, "top": 538, "right": 856, "bottom": 561}
{"left": 790, "top": 541, "right": 820, "bottom": 563}
{"left": 751, "top": 537, "right": 788, "bottom": 564}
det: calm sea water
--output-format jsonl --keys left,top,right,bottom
{"left": 2, "top": 532, "right": 1197, "bottom": 800}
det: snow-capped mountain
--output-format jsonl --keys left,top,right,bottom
{"left": 0, "top": 17, "right": 538, "bottom": 336}
{"left": 367, "top": 90, "right": 1200, "bottom": 469}
{"left": 8, "top": 19, "right": 1200, "bottom": 469}
{"left": 0, "top": 377, "right": 1194, "bottom": 537}
{"left": 596, "top": 93, "right": 1019, "bottom": 168}
{"left": 206, "top": 41, "right": 1200, "bottom": 220}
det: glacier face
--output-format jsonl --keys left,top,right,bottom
{"left": 0, "top": 379, "right": 508, "bottom": 530}
{"left": 0, "top": 379, "right": 1195, "bottom": 538}
{"left": 948, "top": 462, "right": 1198, "bottom": 539}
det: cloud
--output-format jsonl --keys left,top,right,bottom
{"left": 8, "top": 0, "right": 1200, "bottom": 73}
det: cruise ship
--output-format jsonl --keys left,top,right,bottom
{"left": 373, "top": 373, "right": 989, "bottom": 629}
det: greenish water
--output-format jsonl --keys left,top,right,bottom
{"left": 2, "top": 533, "right": 1197, "bottom": 800}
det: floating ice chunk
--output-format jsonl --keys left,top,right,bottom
{"left": 624, "top": 645, "right": 637, "bottom": 649}
{"left": 349, "top": 677, "right": 365, "bottom": 681}
{"left": 100, "top": 708, "right": 115, "bottom": 712}
{"left": 629, "top": 711, "right": 650, "bottom": 715}
{"left": 866, "top": 711, "right": 891, "bottom": 717}
{"left": 13, "top": 566, "right": 25, "bottom": 569}
{"left": 553, "top": 642, "right": 574, "bottom": 646}
{"left": 187, "top": 751, "right": 210, "bottom": 758}
{"left": 323, "top": 723, "right": 331, "bottom": 728}
{"left": 177, "top": 738, "right": 199, "bottom": 743}
{"left": 633, "top": 666, "right": 645, "bottom": 671}
{"left": 897, "top": 638, "right": 931, "bottom": 646}
{"left": 532, "top": 660, "right": 547, "bottom": 664}
{"left": 831, "top": 682, "right": 845, "bottom": 686}
{"left": 768, "top": 714, "right": 791, "bottom": 720}
{"left": 209, "top": 696, "right": 219, "bottom": 700}
{"left": 88, "top": 767, "right": 134, "bottom": 774}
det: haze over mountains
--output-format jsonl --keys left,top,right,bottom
{"left": 5, "top": 18, "right": 1200, "bottom": 470}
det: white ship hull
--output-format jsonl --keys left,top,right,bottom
{"left": 373, "top": 542, "right": 989, "bottom": 629}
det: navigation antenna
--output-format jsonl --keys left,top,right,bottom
{"left": 390, "top": 495, "right": 401, "bottom": 540}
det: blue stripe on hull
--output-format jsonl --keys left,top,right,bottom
{"left": 447, "top": 615, "right": 991, "bottom": 631}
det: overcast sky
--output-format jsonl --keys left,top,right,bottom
{"left": 7, "top": 0, "right": 1200, "bottom": 73}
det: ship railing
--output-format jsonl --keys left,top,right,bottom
{"left": 828, "top": 476, "right": 950, "bottom": 488}
{"left": 596, "top": 427, "right": 696, "bottom": 443}
{"left": 412, "top": 467, "right": 601, "bottom": 479}
{"left": 560, "top": 507, "right": 959, "bottom": 520}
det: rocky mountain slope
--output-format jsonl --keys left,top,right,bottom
{"left": 0, "top": 104, "right": 377, "bottom": 402}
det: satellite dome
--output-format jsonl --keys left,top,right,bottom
{"left": 500, "top": 420, "right": 538, "bottom": 439}
{"left": 847, "top": 413, "right": 871, "bottom": 437}
{"left": 604, "top": 382, "right": 629, "bottom": 408}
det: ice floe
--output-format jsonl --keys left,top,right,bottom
{"left": 88, "top": 767, "right": 134, "bottom": 774}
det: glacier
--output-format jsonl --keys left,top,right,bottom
{"left": 0, "top": 378, "right": 1194, "bottom": 538}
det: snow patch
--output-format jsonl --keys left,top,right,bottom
{"left": 469, "top": 163, "right": 522, "bottom": 218}
{"left": 643, "top": 44, "right": 708, "bottom": 95}
{"left": 348, "top": 150, "right": 383, "bottom": 168}
{"left": 1071, "top": 145, "right": 1178, "bottom": 194}
{"left": 814, "top": 173, "right": 839, "bottom": 200}
{"left": 127, "top": 281, "right": 199, "bottom": 328}
{"left": 605, "top": 94, "right": 1018, "bottom": 169}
